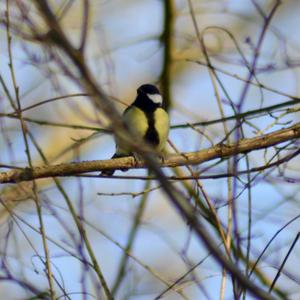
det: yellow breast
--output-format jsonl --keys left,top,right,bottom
{"left": 115, "top": 106, "right": 169, "bottom": 155}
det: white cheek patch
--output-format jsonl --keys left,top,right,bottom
{"left": 147, "top": 93, "right": 162, "bottom": 104}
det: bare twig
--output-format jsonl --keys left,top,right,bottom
{"left": 1, "top": 122, "right": 299, "bottom": 184}
{"left": 269, "top": 232, "right": 300, "bottom": 293}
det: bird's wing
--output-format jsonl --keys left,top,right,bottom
{"left": 154, "top": 108, "right": 170, "bottom": 152}
{"left": 115, "top": 106, "right": 148, "bottom": 156}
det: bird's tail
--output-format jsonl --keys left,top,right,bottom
{"left": 99, "top": 153, "right": 129, "bottom": 176}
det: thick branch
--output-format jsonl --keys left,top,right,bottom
{"left": 1, "top": 122, "right": 299, "bottom": 184}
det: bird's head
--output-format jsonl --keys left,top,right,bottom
{"left": 137, "top": 84, "right": 163, "bottom": 107}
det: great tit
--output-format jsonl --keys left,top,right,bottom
{"left": 102, "top": 84, "right": 169, "bottom": 175}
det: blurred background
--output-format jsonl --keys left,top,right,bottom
{"left": 0, "top": 0, "right": 300, "bottom": 299}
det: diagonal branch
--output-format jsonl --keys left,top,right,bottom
{"left": 1, "top": 122, "right": 299, "bottom": 184}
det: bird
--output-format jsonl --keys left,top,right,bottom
{"left": 101, "top": 84, "right": 169, "bottom": 175}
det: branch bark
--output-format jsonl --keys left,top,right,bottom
{"left": 1, "top": 122, "right": 299, "bottom": 184}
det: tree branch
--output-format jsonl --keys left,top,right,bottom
{"left": 1, "top": 122, "right": 299, "bottom": 184}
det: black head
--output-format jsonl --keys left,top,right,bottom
{"left": 136, "top": 84, "right": 162, "bottom": 108}
{"left": 137, "top": 84, "right": 160, "bottom": 95}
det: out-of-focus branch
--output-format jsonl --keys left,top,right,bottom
{"left": 1, "top": 122, "right": 299, "bottom": 184}
{"left": 13, "top": 2, "right": 291, "bottom": 299}
{"left": 161, "top": 0, "right": 175, "bottom": 110}
{"left": 79, "top": 0, "right": 90, "bottom": 52}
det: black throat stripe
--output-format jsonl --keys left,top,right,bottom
{"left": 144, "top": 109, "right": 160, "bottom": 146}
{"left": 132, "top": 93, "right": 161, "bottom": 147}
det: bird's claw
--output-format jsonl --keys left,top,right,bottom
{"left": 132, "top": 152, "right": 143, "bottom": 168}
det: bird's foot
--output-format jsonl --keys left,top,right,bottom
{"left": 158, "top": 152, "right": 166, "bottom": 165}
{"left": 132, "top": 152, "right": 143, "bottom": 168}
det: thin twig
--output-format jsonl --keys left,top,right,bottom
{"left": 1, "top": 122, "right": 299, "bottom": 183}
{"left": 269, "top": 232, "right": 300, "bottom": 293}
